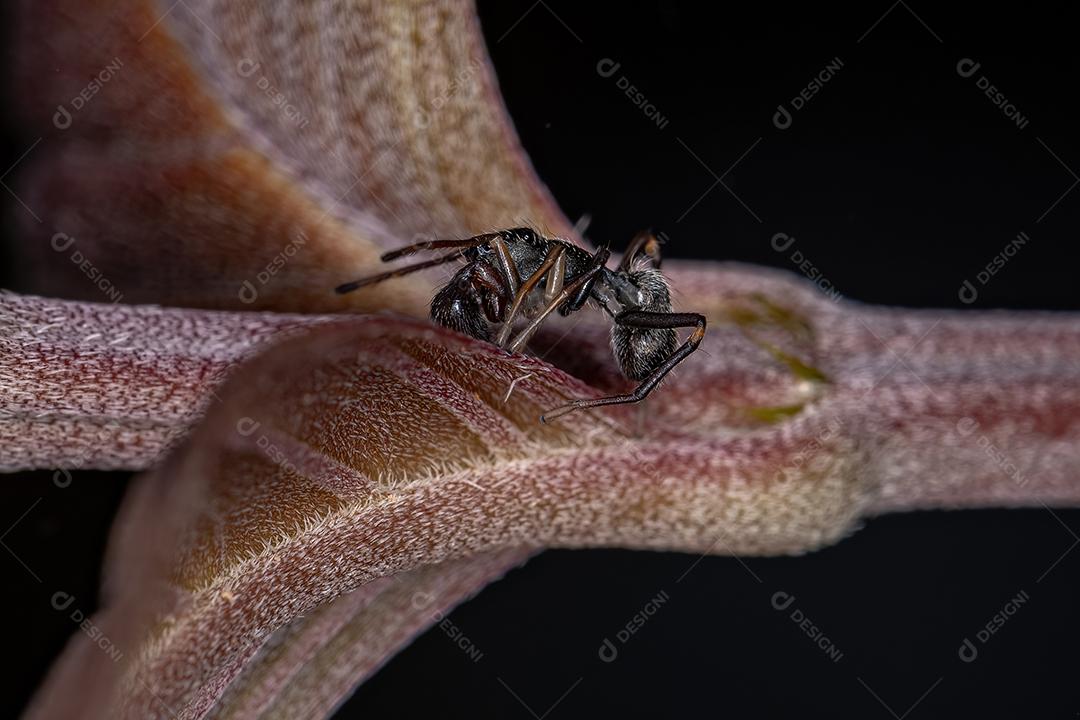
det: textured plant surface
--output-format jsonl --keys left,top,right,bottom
{"left": 3, "top": 1, "right": 1079, "bottom": 719}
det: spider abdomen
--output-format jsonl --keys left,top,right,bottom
{"left": 612, "top": 325, "right": 678, "bottom": 380}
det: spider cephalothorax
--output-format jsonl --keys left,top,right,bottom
{"left": 336, "top": 227, "right": 705, "bottom": 422}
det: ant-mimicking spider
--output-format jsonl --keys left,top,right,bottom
{"left": 335, "top": 227, "right": 706, "bottom": 423}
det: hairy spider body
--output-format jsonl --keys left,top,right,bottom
{"left": 607, "top": 269, "right": 678, "bottom": 380}
{"left": 335, "top": 227, "right": 705, "bottom": 422}
{"left": 430, "top": 231, "right": 586, "bottom": 340}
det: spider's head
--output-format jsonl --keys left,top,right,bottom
{"left": 608, "top": 268, "right": 678, "bottom": 381}
{"left": 500, "top": 227, "right": 545, "bottom": 248}
{"left": 625, "top": 267, "right": 672, "bottom": 313}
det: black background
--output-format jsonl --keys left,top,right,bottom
{"left": 2, "top": 2, "right": 1079, "bottom": 718}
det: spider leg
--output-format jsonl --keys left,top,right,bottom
{"left": 617, "top": 229, "right": 663, "bottom": 272}
{"left": 560, "top": 253, "right": 604, "bottom": 315}
{"left": 381, "top": 233, "right": 497, "bottom": 261}
{"left": 337, "top": 232, "right": 509, "bottom": 294}
{"left": 334, "top": 250, "right": 467, "bottom": 294}
{"left": 544, "top": 248, "right": 568, "bottom": 302}
{"left": 505, "top": 246, "right": 611, "bottom": 354}
{"left": 494, "top": 244, "right": 565, "bottom": 348}
{"left": 540, "top": 310, "right": 706, "bottom": 423}
{"left": 490, "top": 235, "right": 521, "bottom": 296}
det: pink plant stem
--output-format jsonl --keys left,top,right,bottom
{"left": 666, "top": 264, "right": 1080, "bottom": 512}
{"left": 4, "top": 274, "right": 1080, "bottom": 507}
{"left": 0, "top": 290, "right": 329, "bottom": 471}
{"left": 823, "top": 303, "right": 1080, "bottom": 513}
{"left": 7, "top": 271, "right": 1080, "bottom": 720}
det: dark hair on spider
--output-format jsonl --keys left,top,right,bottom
{"left": 335, "top": 227, "right": 705, "bottom": 422}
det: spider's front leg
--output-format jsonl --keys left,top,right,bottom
{"left": 540, "top": 310, "right": 706, "bottom": 423}
{"left": 494, "top": 244, "right": 566, "bottom": 349}
{"left": 505, "top": 245, "right": 611, "bottom": 354}
{"left": 335, "top": 233, "right": 498, "bottom": 294}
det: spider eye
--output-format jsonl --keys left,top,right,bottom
{"left": 510, "top": 227, "right": 536, "bottom": 244}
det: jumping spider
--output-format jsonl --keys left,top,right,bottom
{"left": 335, "top": 228, "right": 706, "bottom": 422}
